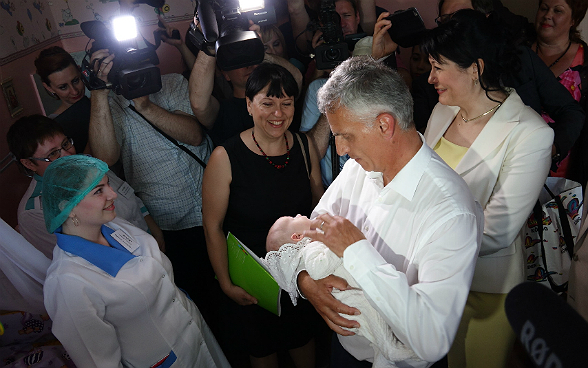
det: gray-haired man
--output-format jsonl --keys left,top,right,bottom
{"left": 299, "top": 56, "right": 483, "bottom": 367}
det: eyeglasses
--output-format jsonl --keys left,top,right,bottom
{"left": 28, "top": 137, "right": 74, "bottom": 163}
{"left": 435, "top": 11, "right": 456, "bottom": 25}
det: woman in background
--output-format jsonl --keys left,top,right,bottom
{"left": 532, "top": 0, "right": 588, "bottom": 177}
{"left": 423, "top": 10, "right": 554, "bottom": 368}
{"left": 35, "top": 46, "right": 91, "bottom": 154}
{"left": 259, "top": 24, "right": 306, "bottom": 74}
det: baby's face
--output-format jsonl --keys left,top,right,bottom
{"left": 280, "top": 214, "right": 312, "bottom": 235}
{"left": 267, "top": 215, "right": 313, "bottom": 251}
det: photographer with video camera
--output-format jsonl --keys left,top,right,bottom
{"left": 188, "top": 0, "right": 302, "bottom": 147}
{"left": 301, "top": 7, "right": 420, "bottom": 187}
{"left": 86, "top": 10, "right": 220, "bottom": 333}
{"left": 286, "top": 0, "right": 377, "bottom": 57}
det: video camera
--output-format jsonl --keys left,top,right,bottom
{"left": 313, "top": 0, "right": 349, "bottom": 70}
{"left": 187, "top": 0, "right": 276, "bottom": 71}
{"left": 80, "top": 16, "right": 162, "bottom": 100}
{"left": 313, "top": 3, "right": 426, "bottom": 70}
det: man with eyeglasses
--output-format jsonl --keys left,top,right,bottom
{"left": 410, "top": 0, "right": 584, "bottom": 174}
{"left": 7, "top": 114, "right": 164, "bottom": 260}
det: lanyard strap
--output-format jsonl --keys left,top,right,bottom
{"left": 128, "top": 104, "right": 206, "bottom": 168}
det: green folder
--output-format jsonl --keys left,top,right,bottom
{"left": 227, "top": 232, "right": 282, "bottom": 316}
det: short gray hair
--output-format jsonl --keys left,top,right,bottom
{"left": 317, "top": 56, "right": 414, "bottom": 130}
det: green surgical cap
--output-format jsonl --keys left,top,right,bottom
{"left": 42, "top": 155, "right": 109, "bottom": 233}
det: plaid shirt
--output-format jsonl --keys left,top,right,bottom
{"left": 109, "top": 74, "right": 212, "bottom": 230}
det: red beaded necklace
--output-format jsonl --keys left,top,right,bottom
{"left": 251, "top": 129, "right": 290, "bottom": 169}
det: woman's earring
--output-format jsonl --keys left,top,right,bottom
{"left": 248, "top": 111, "right": 252, "bottom": 116}
{"left": 46, "top": 89, "right": 59, "bottom": 100}
{"left": 474, "top": 79, "right": 479, "bottom": 86}
{"left": 72, "top": 215, "right": 80, "bottom": 227}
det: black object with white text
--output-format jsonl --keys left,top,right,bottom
{"left": 505, "top": 282, "right": 588, "bottom": 367}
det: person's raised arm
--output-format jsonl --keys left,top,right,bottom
{"left": 131, "top": 92, "right": 204, "bottom": 147}
{"left": 358, "top": 0, "right": 377, "bottom": 36}
{"left": 88, "top": 50, "right": 120, "bottom": 166}
{"left": 202, "top": 146, "right": 257, "bottom": 305}
{"left": 157, "top": 15, "right": 196, "bottom": 70}
{"left": 189, "top": 50, "right": 220, "bottom": 130}
{"left": 287, "top": 0, "right": 313, "bottom": 55}
{"left": 371, "top": 12, "right": 397, "bottom": 60}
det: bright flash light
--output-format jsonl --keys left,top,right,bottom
{"left": 113, "top": 15, "right": 138, "bottom": 42}
{"left": 239, "top": 0, "right": 264, "bottom": 13}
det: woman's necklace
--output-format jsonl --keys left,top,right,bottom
{"left": 535, "top": 40, "right": 572, "bottom": 68}
{"left": 251, "top": 129, "right": 290, "bottom": 169}
{"left": 461, "top": 102, "right": 503, "bottom": 123}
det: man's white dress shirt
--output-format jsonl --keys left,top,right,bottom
{"left": 312, "top": 141, "right": 483, "bottom": 367}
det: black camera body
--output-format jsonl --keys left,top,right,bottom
{"left": 80, "top": 20, "right": 162, "bottom": 100}
{"left": 314, "top": 0, "right": 349, "bottom": 70}
{"left": 188, "top": 0, "right": 276, "bottom": 71}
{"left": 153, "top": 20, "right": 181, "bottom": 48}
{"left": 385, "top": 8, "right": 426, "bottom": 48}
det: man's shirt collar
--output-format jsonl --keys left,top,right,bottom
{"left": 384, "top": 136, "right": 429, "bottom": 202}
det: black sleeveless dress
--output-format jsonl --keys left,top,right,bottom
{"left": 219, "top": 132, "right": 319, "bottom": 357}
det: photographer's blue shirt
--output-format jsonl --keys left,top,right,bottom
{"left": 300, "top": 78, "right": 349, "bottom": 187}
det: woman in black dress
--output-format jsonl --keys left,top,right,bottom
{"left": 202, "top": 62, "right": 324, "bottom": 368}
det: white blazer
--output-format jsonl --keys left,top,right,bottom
{"left": 424, "top": 91, "right": 554, "bottom": 293}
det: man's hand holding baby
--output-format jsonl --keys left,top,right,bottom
{"left": 304, "top": 213, "right": 366, "bottom": 257}
{"left": 297, "top": 272, "right": 360, "bottom": 336}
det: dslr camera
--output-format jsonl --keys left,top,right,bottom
{"left": 188, "top": 0, "right": 276, "bottom": 71}
{"left": 80, "top": 16, "right": 162, "bottom": 100}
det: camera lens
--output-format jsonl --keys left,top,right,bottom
{"left": 324, "top": 47, "right": 341, "bottom": 61}
{"left": 127, "top": 72, "right": 148, "bottom": 90}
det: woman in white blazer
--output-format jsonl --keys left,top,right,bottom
{"left": 422, "top": 10, "right": 554, "bottom": 368}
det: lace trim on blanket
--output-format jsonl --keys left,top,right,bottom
{"left": 262, "top": 237, "right": 312, "bottom": 305}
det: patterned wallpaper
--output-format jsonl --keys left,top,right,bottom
{"left": 0, "top": 0, "right": 196, "bottom": 61}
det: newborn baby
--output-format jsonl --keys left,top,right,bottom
{"left": 263, "top": 215, "right": 420, "bottom": 368}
